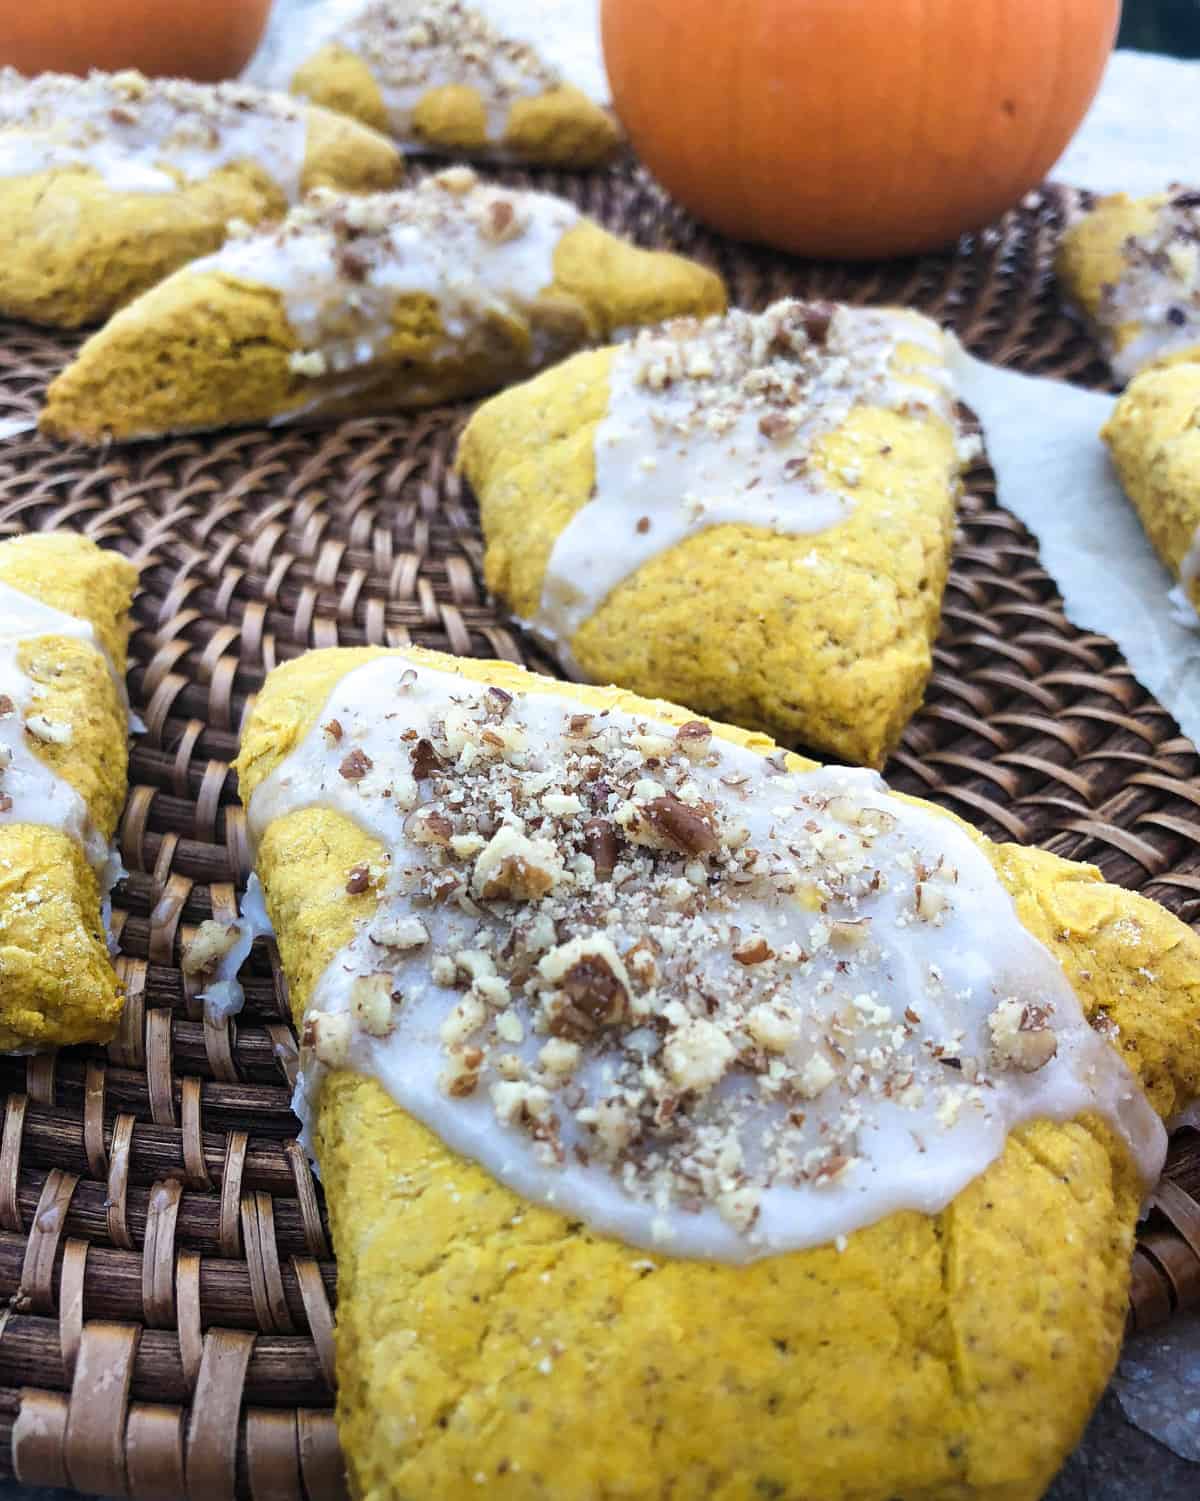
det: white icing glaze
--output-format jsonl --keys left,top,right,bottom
{"left": 530, "top": 302, "right": 959, "bottom": 655}
{"left": 191, "top": 172, "right": 577, "bottom": 415}
{"left": 199, "top": 874, "right": 275, "bottom": 1021}
{"left": 0, "top": 580, "right": 114, "bottom": 872}
{"left": 256, "top": 0, "right": 604, "bottom": 148}
{"left": 0, "top": 68, "right": 309, "bottom": 200}
{"left": 1169, "top": 532, "right": 1200, "bottom": 630}
{"left": 478, "top": 0, "right": 607, "bottom": 104}
{"left": 247, "top": 656, "right": 1164, "bottom": 1262}
{"left": 290, "top": 1068, "right": 322, "bottom": 1173}
{"left": 1098, "top": 189, "right": 1200, "bottom": 383}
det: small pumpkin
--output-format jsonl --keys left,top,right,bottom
{"left": 0, "top": 0, "right": 272, "bottom": 83}
{"left": 601, "top": 0, "right": 1119, "bottom": 259}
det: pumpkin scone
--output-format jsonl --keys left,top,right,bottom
{"left": 236, "top": 643, "right": 1200, "bottom": 1501}
{"left": 1057, "top": 186, "right": 1200, "bottom": 383}
{"left": 40, "top": 167, "right": 725, "bottom": 443}
{"left": 254, "top": 0, "right": 619, "bottom": 168}
{"left": 0, "top": 532, "right": 138, "bottom": 1051}
{"left": 459, "top": 298, "right": 971, "bottom": 767}
{"left": 1102, "top": 357, "right": 1200, "bottom": 619}
{"left": 0, "top": 66, "right": 403, "bottom": 328}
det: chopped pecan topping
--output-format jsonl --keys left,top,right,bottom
{"left": 337, "top": 248, "right": 369, "bottom": 282}
{"left": 674, "top": 721, "right": 712, "bottom": 758}
{"left": 484, "top": 198, "right": 516, "bottom": 240}
{"left": 758, "top": 411, "right": 795, "bottom": 441}
{"left": 472, "top": 827, "right": 562, "bottom": 902}
{"left": 803, "top": 302, "right": 835, "bottom": 343}
{"left": 732, "top": 936, "right": 773, "bottom": 965}
{"left": 560, "top": 955, "right": 628, "bottom": 1027}
{"left": 582, "top": 818, "right": 619, "bottom": 880}
{"left": 303, "top": 1011, "right": 352, "bottom": 1069}
{"left": 988, "top": 999, "right": 1058, "bottom": 1074}
{"left": 642, "top": 795, "right": 719, "bottom": 855}
{"left": 411, "top": 737, "right": 441, "bottom": 780}
{"left": 339, "top": 748, "right": 372, "bottom": 780}
{"left": 408, "top": 807, "right": 453, "bottom": 845}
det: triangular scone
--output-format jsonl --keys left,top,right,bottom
{"left": 0, "top": 67, "right": 403, "bottom": 328}
{"left": 235, "top": 643, "right": 1200, "bottom": 1501}
{"left": 459, "top": 299, "right": 971, "bottom": 768}
{"left": 0, "top": 533, "right": 138, "bottom": 1050}
{"left": 1102, "top": 359, "right": 1200, "bottom": 619}
{"left": 254, "top": 0, "right": 619, "bottom": 168}
{"left": 41, "top": 167, "right": 725, "bottom": 442}
{"left": 1057, "top": 187, "right": 1200, "bottom": 383}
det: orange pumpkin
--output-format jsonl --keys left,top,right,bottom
{"left": 0, "top": 0, "right": 272, "bottom": 83}
{"left": 601, "top": 0, "right": 1119, "bottom": 259}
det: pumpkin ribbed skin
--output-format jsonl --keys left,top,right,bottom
{"left": 0, "top": 0, "right": 271, "bottom": 82}
{"left": 601, "top": 0, "right": 1119, "bottom": 259}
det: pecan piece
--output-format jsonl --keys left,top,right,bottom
{"left": 410, "top": 737, "right": 441, "bottom": 780}
{"left": 802, "top": 301, "right": 835, "bottom": 344}
{"left": 339, "top": 748, "right": 372, "bottom": 780}
{"left": 583, "top": 818, "right": 619, "bottom": 880}
{"left": 643, "top": 795, "right": 718, "bottom": 855}
{"left": 674, "top": 720, "right": 712, "bottom": 758}
{"left": 338, "top": 247, "right": 369, "bottom": 282}
{"left": 758, "top": 411, "right": 795, "bottom": 441}
{"left": 561, "top": 955, "right": 628, "bottom": 1027}
{"left": 732, "top": 936, "right": 773, "bottom": 965}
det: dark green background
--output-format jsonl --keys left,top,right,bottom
{"left": 1120, "top": 0, "right": 1200, "bottom": 53}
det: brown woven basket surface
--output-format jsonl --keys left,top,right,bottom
{"left": 0, "top": 164, "right": 1198, "bottom": 1500}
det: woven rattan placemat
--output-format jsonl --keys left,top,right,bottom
{"left": 0, "top": 166, "right": 1197, "bottom": 1499}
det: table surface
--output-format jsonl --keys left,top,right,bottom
{"left": 2, "top": 23, "right": 1199, "bottom": 1501}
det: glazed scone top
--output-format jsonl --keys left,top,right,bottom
{"left": 192, "top": 167, "right": 577, "bottom": 394}
{"left": 0, "top": 582, "right": 118, "bottom": 875}
{"left": 534, "top": 300, "right": 967, "bottom": 654}
{"left": 269, "top": 0, "right": 604, "bottom": 138}
{"left": 1098, "top": 187, "right": 1200, "bottom": 381}
{"left": 0, "top": 68, "right": 309, "bottom": 198}
{"left": 248, "top": 655, "right": 1163, "bottom": 1261}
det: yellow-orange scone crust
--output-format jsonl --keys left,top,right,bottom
{"left": 288, "top": 41, "right": 620, "bottom": 168}
{"left": 457, "top": 327, "right": 963, "bottom": 769}
{"left": 39, "top": 220, "right": 725, "bottom": 444}
{"left": 0, "top": 105, "right": 402, "bottom": 330}
{"left": 235, "top": 645, "right": 1200, "bottom": 1501}
{"left": 1056, "top": 193, "right": 1200, "bottom": 378}
{"left": 1103, "top": 359, "right": 1200, "bottom": 611}
{"left": 0, "top": 533, "right": 137, "bottom": 1050}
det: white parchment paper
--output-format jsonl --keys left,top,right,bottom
{"left": 948, "top": 342, "right": 1200, "bottom": 749}
{"left": 1052, "top": 50, "right": 1200, "bottom": 198}
{"left": 1113, "top": 1314, "right": 1200, "bottom": 1463}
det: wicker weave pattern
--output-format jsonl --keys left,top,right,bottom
{"left": 0, "top": 168, "right": 1196, "bottom": 1498}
